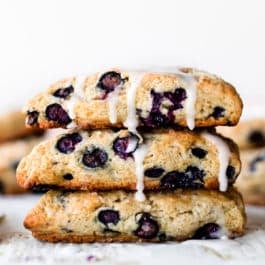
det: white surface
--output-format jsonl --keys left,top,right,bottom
{"left": 0, "top": 195, "right": 265, "bottom": 265}
{"left": 0, "top": 0, "right": 265, "bottom": 113}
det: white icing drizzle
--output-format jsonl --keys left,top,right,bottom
{"left": 65, "top": 95, "right": 79, "bottom": 120}
{"left": 64, "top": 76, "right": 86, "bottom": 128}
{"left": 123, "top": 72, "right": 144, "bottom": 133}
{"left": 202, "top": 132, "right": 231, "bottom": 192}
{"left": 74, "top": 75, "right": 87, "bottom": 97}
{"left": 182, "top": 74, "right": 197, "bottom": 130}
{"left": 126, "top": 136, "right": 138, "bottom": 153}
{"left": 123, "top": 72, "right": 147, "bottom": 201}
{"left": 107, "top": 84, "right": 122, "bottom": 124}
{"left": 133, "top": 144, "right": 148, "bottom": 201}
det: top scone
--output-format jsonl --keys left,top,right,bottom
{"left": 25, "top": 68, "right": 243, "bottom": 130}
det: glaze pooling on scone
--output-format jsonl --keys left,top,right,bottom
{"left": 202, "top": 132, "right": 231, "bottom": 192}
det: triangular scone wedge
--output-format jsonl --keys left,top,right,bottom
{"left": 24, "top": 188, "right": 246, "bottom": 243}
{"left": 24, "top": 68, "right": 242, "bottom": 130}
{"left": 17, "top": 129, "right": 240, "bottom": 191}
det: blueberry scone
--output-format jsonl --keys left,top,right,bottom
{"left": 0, "top": 111, "right": 43, "bottom": 143}
{"left": 17, "top": 129, "right": 240, "bottom": 192}
{"left": 24, "top": 188, "right": 246, "bottom": 243}
{"left": 0, "top": 137, "right": 42, "bottom": 194}
{"left": 24, "top": 68, "right": 242, "bottom": 131}
{"left": 236, "top": 147, "right": 265, "bottom": 205}
{"left": 218, "top": 119, "right": 265, "bottom": 149}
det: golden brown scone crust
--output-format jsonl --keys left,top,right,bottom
{"left": 0, "top": 111, "right": 43, "bottom": 143}
{"left": 24, "top": 188, "right": 246, "bottom": 243}
{"left": 24, "top": 68, "right": 243, "bottom": 130}
{"left": 17, "top": 129, "right": 240, "bottom": 191}
{"left": 236, "top": 147, "right": 265, "bottom": 205}
{"left": 218, "top": 119, "right": 265, "bottom": 150}
{"left": 0, "top": 137, "right": 42, "bottom": 194}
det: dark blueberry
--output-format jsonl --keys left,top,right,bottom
{"left": 63, "top": 173, "right": 74, "bottom": 180}
{"left": 158, "top": 233, "right": 167, "bottom": 242}
{"left": 139, "top": 88, "right": 186, "bottom": 128}
{"left": 193, "top": 223, "right": 221, "bottom": 239}
{"left": 192, "top": 148, "right": 207, "bottom": 159}
{"left": 82, "top": 148, "right": 108, "bottom": 168}
{"left": 45, "top": 103, "right": 71, "bottom": 125}
{"left": 26, "top": 111, "right": 39, "bottom": 126}
{"left": 0, "top": 181, "right": 4, "bottom": 194}
{"left": 53, "top": 85, "right": 74, "bottom": 98}
{"left": 113, "top": 133, "right": 139, "bottom": 159}
{"left": 11, "top": 160, "right": 20, "bottom": 171}
{"left": 97, "top": 71, "right": 122, "bottom": 93}
{"left": 211, "top": 106, "right": 225, "bottom": 119}
{"left": 150, "top": 90, "right": 164, "bottom": 111}
{"left": 249, "top": 152, "right": 265, "bottom": 172}
{"left": 185, "top": 166, "right": 205, "bottom": 181}
{"left": 71, "top": 132, "right": 83, "bottom": 143}
{"left": 226, "top": 165, "right": 236, "bottom": 180}
{"left": 61, "top": 227, "right": 73, "bottom": 233}
{"left": 248, "top": 130, "right": 265, "bottom": 146}
{"left": 160, "top": 171, "right": 185, "bottom": 189}
{"left": 134, "top": 213, "right": 159, "bottom": 239}
{"left": 164, "top": 88, "right": 187, "bottom": 108}
{"left": 160, "top": 166, "right": 205, "bottom": 189}
{"left": 56, "top": 133, "right": 82, "bottom": 154}
{"left": 30, "top": 184, "right": 55, "bottom": 193}
{"left": 141, "top": 111, "right": 170, "bottom": 128}
{"left": 103, "top": 228, "right": 121, "bottom": 234}
{"left": 98, "top": 209, "right": 120, "bottom": 226}
{"left": 144, "top": 167, "right": 165, "bottom": 178}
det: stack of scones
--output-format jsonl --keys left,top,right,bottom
{"left": 17, "top": 68, "right": 246, "bottom": 242}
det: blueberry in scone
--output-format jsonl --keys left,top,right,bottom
{"left": 192, "top": 223, "right": 221, "bottom": 239}
{"left": 134, "top": 213, "right": 159, "bottom": 239}
{"left": 45, "top": 103, "right": 72, "bottom": 126}
{"left": 53, "top": 86, "right": 74, "bottom": 99}
{"left": 160, "top": 166, "right": 205, "bottom": 189}
{"left": 56, "top": 133, "right": 82, "bottom": 154}
{"left": 26, "top": 111, "right": 40, "bottom": 126}
{"left": 98, "top": 209, "right": 120, "bottom": 226}
{"left": 112, "top": 132, "right": 139, "bottom": 159}
{"left": 82, "top": 147, "right": 108, "bottom": 168}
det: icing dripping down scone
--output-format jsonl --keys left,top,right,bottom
{"left": 24, "top": 68, "right": 243, "bottom": 130}
{"left": 16, "top": 129, "right": 240, "bottom": 192}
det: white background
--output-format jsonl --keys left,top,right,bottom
{"left": 0, "top": 0, "right": 264, "bottom": 115}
